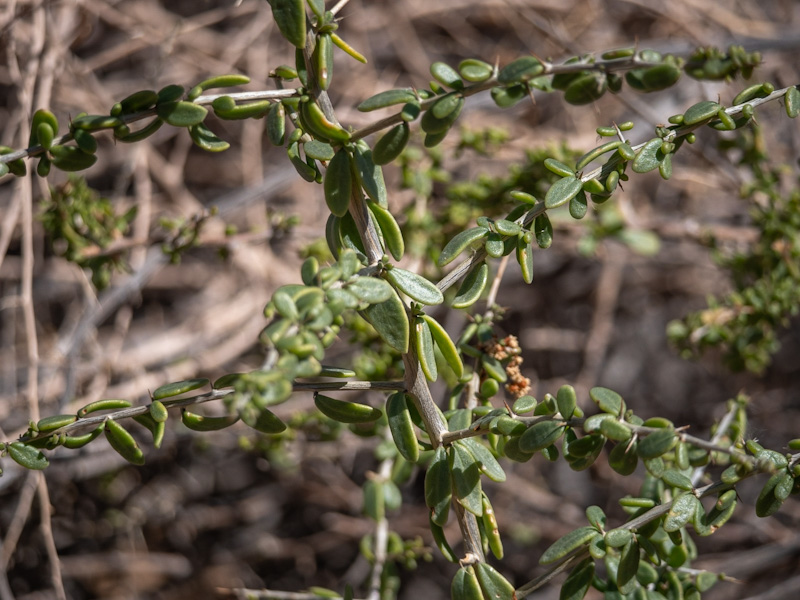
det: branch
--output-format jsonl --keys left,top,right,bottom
{"left": 347, "top": 52, "right": 711, "bottom": 143}
{"left": 365, "top": 447, "right": 393, "bottom": 600}
{"left": 13, "top": 380, "right": 406, "bottom": 446}
{"left": 0, "top": 89, "right": 300, "bottom": 165}
{"left": 402, "top": 350, "right": 486, "bottom": 563}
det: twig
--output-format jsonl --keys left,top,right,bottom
{"left": 293, "top": 381, "right": 405, "bottom": 392}
{"left": 0, "top": 471, "right": 38, "bottom": 569}
{"left": 365, "top": 446, "right": 393, "bottom": 600}
{"left": 228, "top": 590, "right": 363, "bottom": 600}
{"left": 0, "top": 567, "right": 13, "bottom": 600}
{"left": 346, "top": 52, "right": 727, "bottom": 144}
{"left": 12, "top": 380, "right": 405, "bottom": 445}
{"left": 436, "top": 202, "right": 547, "bottom": 294}
{"left": 329, "top": 0, "right": 351, "bottom": 17}
{"left": 0, "top": 89, "right": 299, "bottom": 165}
{"left": 691, "top": 401, "right": 739, "bottom": 486}
{"left": 485, "top": 254, "right": 510, "bottom": 309}
{"left": 402, "top": 351, "right": 485, "bottom": 563}
{"left": 434, "top": 86, "right": 798, "bottom": 296}
{"left": 515, "top": 552, "right": 586, "bottom": 598}
{"left": 37, "top": 474, "right": 66, "bottom": 600}
{"left": 514, "top": 471, "right": 765, "bottom": 597}
{"left": 574, "top": 244, "right": 625, "bottom": 396}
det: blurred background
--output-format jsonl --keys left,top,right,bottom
{"left": 1, "top": 1, "right": 799, "bottom": 598}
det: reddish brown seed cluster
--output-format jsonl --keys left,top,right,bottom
{"left": 480, "top": 334, "right": 531, "bottom": 399}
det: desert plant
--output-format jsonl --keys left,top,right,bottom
{"left": 1, "top": 1, "right": 799, "bottom": 599}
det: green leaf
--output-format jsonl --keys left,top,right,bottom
{"left": 156, "top": 100, "right": 208, "bottom": 127}
{"left": 367, "top": 200, "right": 405, "bottom": 261}
{"left": 534, "top": 213, "right": 553, "bottom": 249}
{"left": 545, "top": 175, "right": 583, "bottom": 209}
{"left": 430, "top": 516, "right": 458, "bottom": 563}
{"left": 413, "top": 317, "right": 438, "bottom": 382}
{"left": 439, "top": 226, "right": 489, "bottom": 267}
{"left": 149, "top": 401, "right": 169, "bottom": 423}
{"left": 49, "top": 145, "right": 97, "bottom": 172}
{"left": 425, "top": 447, "right": 451, "bottom": 526}
{"left": 372, "top": 122, "right": 410, "bottom": 165}
{"left": 540, "top": 526, "right": 599, "bottom": 564}
{"left": 421, "top": 98, "right": 464, "bottom": 136}
{"left": 187, "top": 75, "right": 249, "bottom": 100}
{"left": 461, "top": 437, "right": 506, "bottom": 482}
{"left": 266, "top": 102, "right": 286, "bottom": 145}
{"left": 361, "top": 286, "right": 409, "bottom": 352}
{"left": 491, "top": 84, "right": 527, "bottom": 108}
{"left": 662, "top": 469, "right": 693, "bottom": 491}
{"left": 682, "top": 100, "right": 721, "bottom": 125}
{"left": 431, "top": 92, "right": 463, "bottom": 119}
{"left": 498, "top": 56, "right": 543, "bottom": 85}
{"left": 516, "top": 236, "right": 534, "bottom": 284}
{"left": 564, "top": 73, "right": 606, "bottom": 104}
{"left": 556, "top": 385, "right": 577, "bottom": 419}
{"left": 449, "top": 442, "right": 483, "bottom": 516}
{"left": 658, "top": 152, "right": 673, "bottom": 180}
{"left": 104, "top": 419, "right": 145, "bottom": 465}
{"left": 267, "top": 0, "right": 307, "bottom": 48}
{"left": 696, "top": 571, "right": 719, "bottom": 593}
{"left": 451, "top": 566, "right": 483, "bottom": 600}
{"left": 323, "top": 150, "right": 353, "bottom": 217}
{"left": 422, "top": 314, "right": 464, "bottom": 379}
{"left": 637, "top": 428, "right": 677, "bottom": 459}
{"left": 569, "top": 192, "right": 588, "bottom": 220}
{"left": 586, "top": 505, "right": 606, "bottom": 530}
{"left": 152, "top": 378, "right": 209, "bottom": 400}
{"left": 386, "top": 392, "right": 419, "bottom": 463}
{"left": 604, "top": 528, "right": 631, "bottom": 548}
{"left": 459, "top": 59, "right": 493, "bottom": 83}
{"left": 363, "top": 479, "right": 384, "bottom": 521}
{"left": 430, "top": 62, "right": 463, "bottom": 89}
{"left": 181, "top": 410, "right": 239, "bottom": 432}
{"left": 664, "top": 493, "right": 699, "bottom": 532}
{"left": 36, "top": 414, "right": 77, "bottom": 433}
{"left": 188, "top": 122, "right": 230, "bottom": 152}
{"left": 756, "top": 472, "right": 789, "bottom": 517}
{"left": 519, "top": 420, "right": 566, "bottom": 453}
{"left": 512, "top": 395, "right": 537, "bottom": 414}
{"left": 616, "top": 538, "right": 639, "bottom": 592}
{"left": 474, "top": 562, "right": 515, "bottom": 600}
{"left": 357, "top": 88, "right": 417, "bottom": 112}
{"left": 632, "top": 138, "right": 663, "bottom": 173}
{"left": 156, "top": 84, "right": 185, "bottom": 104}
{"left": 481, "top": 354, "right": 507, "bottom": 382}
{"left": 501, "top": 436, "right": 535, "bottom": 462}
{"left": 589, "top": 387, "right": 624, "bottom": 415}
{"left": 384, "top": 267, "right": 443, "bottom": 305}
{"left": 6, "top": 442, "right": 49, "bottom": 470}
{"left": 304, "top": 139, "right": 335, "bottom": 161}
{"left": 626, "top": 63, "right": 681, "bottom": 92}
{"left": 544, "top": 158, "right": 575, "bottom": 177}
{"left": 347, "top": 275, "right": 393, "bottom": 304}
{"left": 560, "top": 558, "right": 595, "bottom": 600}
{"left": 314, "top": 394, "right": 382, "bottom": 424}
{"left": 485, "top": 232, "right": 505, "bottom": 258}
{"left": 241, "top": 408, "right": 287, "bottom": 434}
{"left": 786, "top": 86, "right": 800, "bottom": 118}
{"left": 353, "top": 142, "right": 388, "bottom": 207}
{"left": 77, "top": 398, "right": 132, "bottom": 417}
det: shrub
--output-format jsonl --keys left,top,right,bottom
{"left": 1, "top": 1, "right": 799, "bottom": 599}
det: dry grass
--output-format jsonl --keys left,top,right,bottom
{"left": 1, "top": 1, "right": 800, "bottom": 599}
